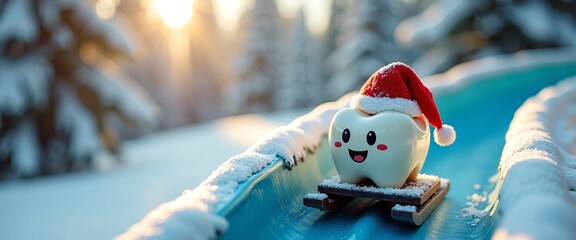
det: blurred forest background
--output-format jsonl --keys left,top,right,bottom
{"left": 1, "top": 0, "right": 575, "bottom": 179}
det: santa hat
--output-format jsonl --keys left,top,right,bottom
{"left": 350, "top": 62, "right": 456, "bottom": 146}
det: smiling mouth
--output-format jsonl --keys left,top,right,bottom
{"left": 348, "top": 149, "right": 368, "bottom": 163}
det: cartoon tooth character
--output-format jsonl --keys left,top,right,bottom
{"left": 329, "top": 63, "right": 456, "bottom": 188}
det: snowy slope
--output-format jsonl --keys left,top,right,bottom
{"left": 117, "top": 95, "right": 352, "bottom": 239}
{"left": 0, "top": 111, "right": 303, "bottom": 240}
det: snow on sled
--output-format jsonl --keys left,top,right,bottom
{"left": 303, "top": 174, "right": 449, "bottom": 226}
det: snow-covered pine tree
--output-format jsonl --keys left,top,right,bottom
{"left": 324, "top": 0, "right": 407, "bottom": 100}
{"left": 472, "top": 0, "right": 576, "bottom": 54}
{"left": 114, "top": 0, "right": 187, "bottom": 128}
{"left": 322, "top": 0, "right": 348, "bottom": 63}
{"left": 276, "top": 10, "right": 322, "bottom": 110}
{"left": 224, "top": 0, "right": 282, "bottom": 114}
{"left": 185, "top": 0, "right": 229, "bottom": 122}
{"left": 397, "top": 0, "right": 576, "bottom": 75}
{"left": 0, "top": 0, "right": 157, "bottom": 178}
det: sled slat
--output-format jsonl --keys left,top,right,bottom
{"left": 391, "top": 179, "right": 450, "bottom": 226}
{"left": 317, "top": 176, "right": 440, "bottom": 205}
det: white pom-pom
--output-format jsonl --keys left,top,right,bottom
{"left": 434, "top": 124, "right": 456, "bottom": 146}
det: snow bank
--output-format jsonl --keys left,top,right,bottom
{"left": 116, "top": 94, "right": 352, "bottom": 239}
{"left": 495, "top": 76, "right": 576, "bottom": 240}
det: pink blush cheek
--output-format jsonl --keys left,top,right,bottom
{"left": 377, "top": 144, "right": 387, "bottom": 151}
{"left": 335, "top": 142, "right": 342, "bottom": 148}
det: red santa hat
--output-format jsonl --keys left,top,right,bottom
{"left": 350, "top": 62, "right": 456, "bottom": 146}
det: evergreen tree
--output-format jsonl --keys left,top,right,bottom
{"left": 225, "top": 0, "right": 282, "bottom": 114}
{"left": 186, "top": 0, "right": 229, "bottom": 122}
{"left": 115, "top": 0, "right": 187, "bottom": 128}
{"left": 322, "top": 0, "right": 348, "bottom": 64}
{"left": 0, "top": 0, "right": 157, "bottom": 178}
{"left": 325, "top": 0, "right": 407, "bottom": 100}
{"left": 276, "top": 10, "right": 322, "bottom": 109}
{"left": 397, "top": 0, "right": 576, "bottom": 75}
{"left": 118, "top": 0, "right": 227, "bottom": 126}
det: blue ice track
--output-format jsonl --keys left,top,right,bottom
{"left": 216, "top": 60, "right": 576, "bottom": 239}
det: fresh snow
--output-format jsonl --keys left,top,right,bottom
{"left": 77, "top": 66, "right": 159, "bottom": 126}
{"left": 0, "top": 56, "right": 51, "bottom": 176}
{"left": 495, "top": 76, "right": 576, "bottom": 239}
{"left": 0, "top": 0, "right": 154, "bottom": 178}
{"left": 247, "top": 94, "right": 353, "bottom": 168}
{"left": 304, "top": 193, "right": 328, "bottom": 200}
{"left": 117, "top": 95, "right": 351, "bottom": 239}
{"left": 276, "top": 10, "right": 323, "bottom": 110}
{"left": 461, "top": 191, "right": 489, "bottom": 227}
{"left": 395, "top": 0, "right": 473, "bottom": 46}
{"left": 319, "top": 174, "right": 440, "bottom": 198}
{"left": 460, "top": 175, "right": 499, "bottom": 228}
{"left": 507, "top": 0, "right": 555, "bottom": 43}
{"left": 0, "top": 57, "right": 51, "bottom": 116}
{"left": 391, "top": 204, "right": 416, "bottom": 212}
{"left": 0, "top": 120, "right": 40, "bottom": 177}
{"left": 224, "top": 0, "right": 282, "bottom": 115}
{"left": 0, "top": 111, "right": 303, "bottom": 240}
{"left": 395, "top": 0, "right": 576, "bottom": 76}
{"left": 56, "top": 85, "right": 101, "bottom": 160}
{"left": 425, "top": 48, "right": 576, "bottom": 95}
{"left": 57, "top": 0, "right": 134, "bottom": 56}
{"left": 391, "top": 179, "right": 450, "bottom": 213}
{"left": 393, "top": 0, "right": 474, "bottom": 76}
{"left": 0, "top": 0, "right": 37, "bottom": 43}
{"left": 325, "top": 0, "right": 406, "bottom": 99}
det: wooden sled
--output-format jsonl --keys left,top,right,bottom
{"left": 303, "top": 174, "right": 450, "bottom": 226}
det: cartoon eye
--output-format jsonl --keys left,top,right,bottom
{"left": 367, "top": 131, "right": 376, "bottom": 145}
{"left": 342, "top": 129, "right": 350, "bottom": 143}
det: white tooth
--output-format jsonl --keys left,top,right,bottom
{"left": 328, "top": 108, "right": 430, "bottom": 188}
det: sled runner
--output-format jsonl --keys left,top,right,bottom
{"left": 303, "top": 174, "right": 449, "bottom": 226}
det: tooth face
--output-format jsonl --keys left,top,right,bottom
{"left": 328, "top": 108, "right": 430, "bottom": 188}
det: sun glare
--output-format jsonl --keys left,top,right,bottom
{"left": 94, "top": 0, "right": 119, "bottom": 19}
{"left": 150, "top": 0, "right": 194, "bottom": 29}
